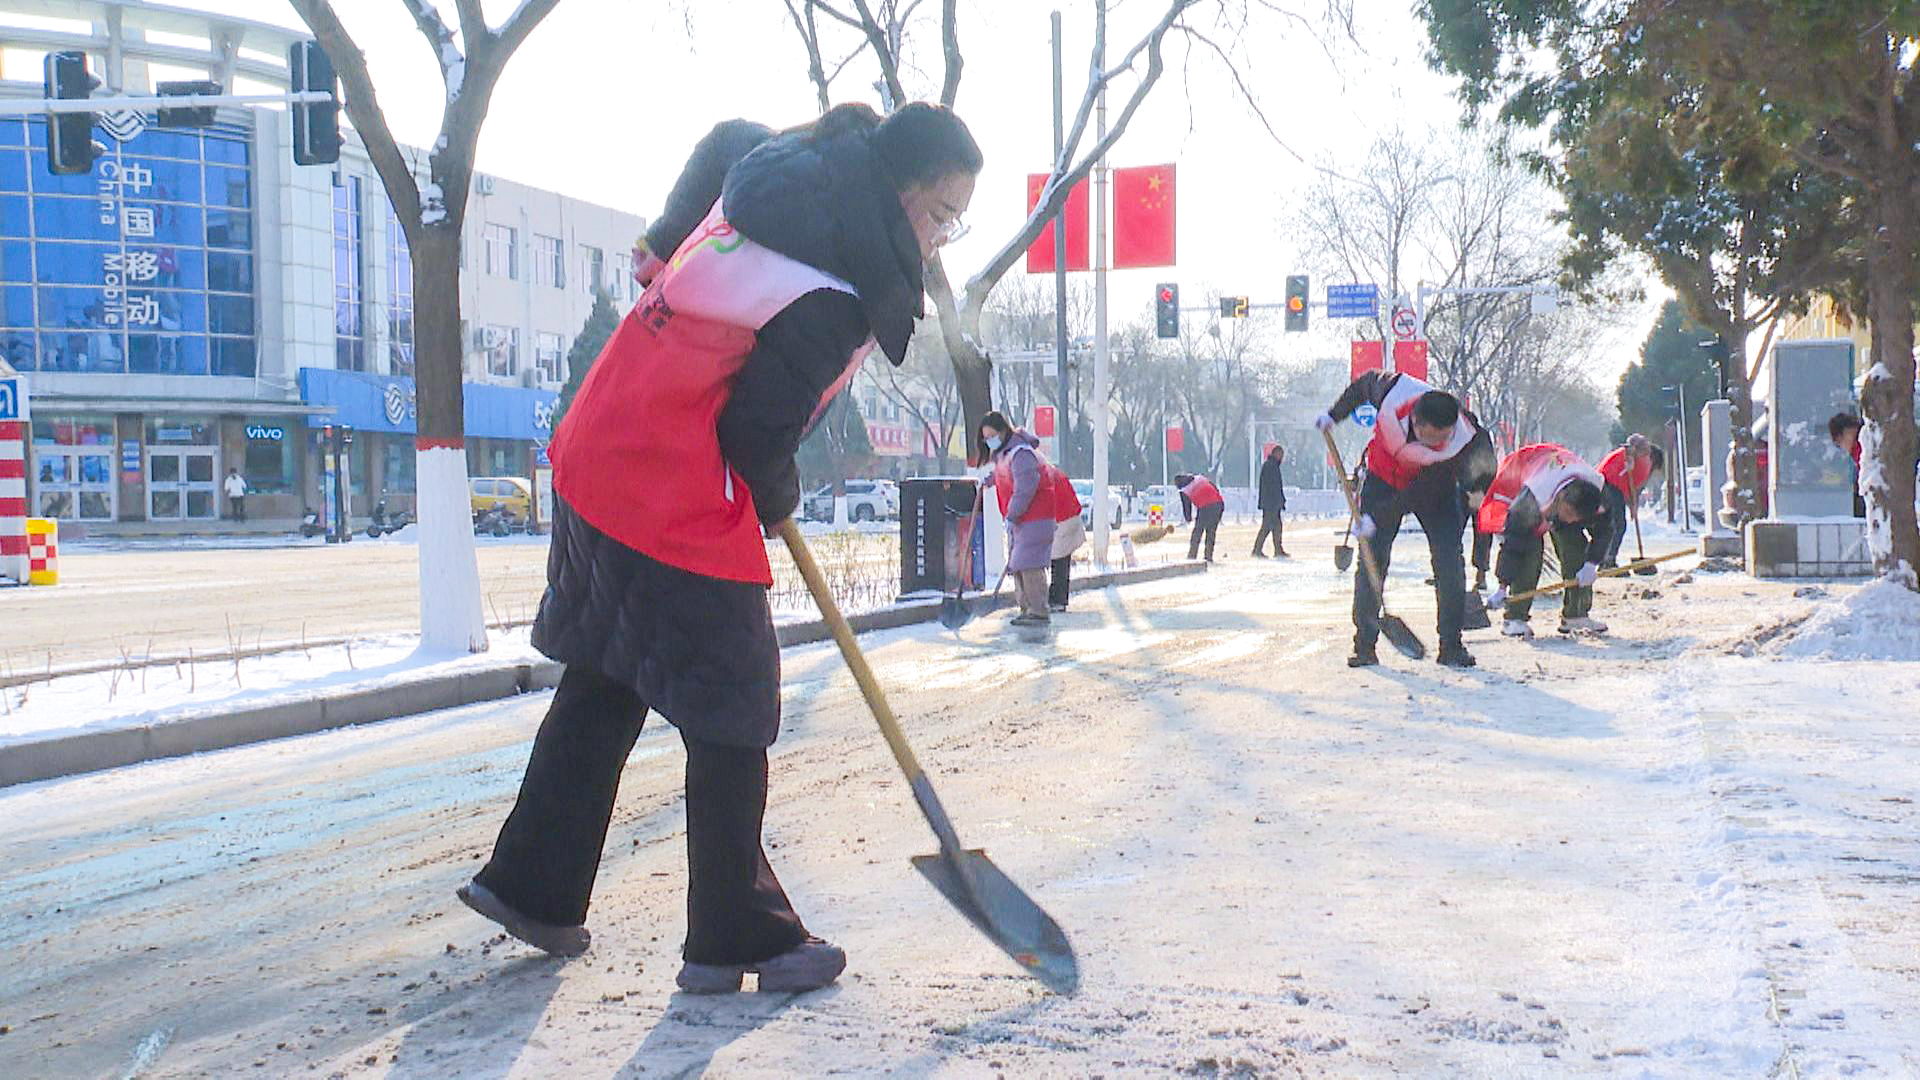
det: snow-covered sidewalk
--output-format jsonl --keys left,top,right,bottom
{"left": 0, "top": 533, "right": 1915, "bottom": 1077}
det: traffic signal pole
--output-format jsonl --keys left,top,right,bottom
{"left": 0, "top": 90, "right": 335, "bottom": 114}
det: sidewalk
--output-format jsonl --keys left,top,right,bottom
{"left": 0, "top": 559, "right": 1205, "bottom": 788}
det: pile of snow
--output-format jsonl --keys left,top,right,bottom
{"left": 1771, "top": 575, "right": 1920, "bottom": 660}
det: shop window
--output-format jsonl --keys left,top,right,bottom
{"left": 382, "top": 439, "right": 417, "bottom": 494}
{"left": 144, "top": 417, "right": 217, "bottom": 445}
{"left": 241, "top": 421, "right": 296, "bottom": 494}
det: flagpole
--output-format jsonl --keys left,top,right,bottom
{"left": 1051, "top": 12, "right": 1069, "bottom": 467}
{"left": 1091, "top": 0, "right": 1112, "bottom": 568}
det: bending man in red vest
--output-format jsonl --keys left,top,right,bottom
{"left": 460, "top": 103, "right": 983, "bottom": 995}
{"left": 1595, "top": 433, "right": 1655, "bottom": 569}
{"left": 1175, "top": 472, "right": 1226, "bottom": 562}
{"left": 1479, "top": 444, "right": 1613, "bottom": 638}
{"left": 1316, "top": 372, "right": 1493, "bottom": 669}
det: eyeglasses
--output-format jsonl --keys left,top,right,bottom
{"left": 932, "top": 215, "right": 969, "bottom": 247}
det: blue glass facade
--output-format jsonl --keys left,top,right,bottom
{"left": 0, "top": 115, "right": 256, "bottom": 377}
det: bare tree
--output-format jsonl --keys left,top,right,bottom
{"left": 776, "top": 0, "right": 1354, "bottom": 463}
{"left": 288, "top": 0, "right": 562, "bottom": 653}
{"left": 1297, "top": 130, "right": 1633, "bottom": 452}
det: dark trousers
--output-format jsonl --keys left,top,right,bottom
{"left": 1470, "top": 527, "right": 1493, "bottom": 585}
{"left": 1498, "top": 526, "right": 1594, "bottom": 621}
{"left": 229, "top": 495, "right": 246, "bottom": 522}
{"left": 1252, "top": 508, "right": 1286, "bottom": 555}
{"left": 1188, "top": 502, "right": 1224, "bottom": 561}
{"left": 1353, "top": 472, "right": 1466, "bottom": 649}
{"left": 474, "top": 663, "right": 806, "bottom": 966}
{"left": 1601, "top": 485, "right": 1630, "bottom": 566}
{"left": 1048, "top": 554, "right": 1071, "bottom": 608}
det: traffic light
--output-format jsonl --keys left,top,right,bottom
{"left": 43, "top": 51, "right": 100, "bottom": 176}
{"left": 1284, "top": 274, "right": 1309, "bottom": 333}
{"left": 157, "top": 79, "right": 221, "bottom": 128}
{"left": 289, "top": 40, "right": 340, "bottom": 166}
{"left": 1219, "top": 295, "right": 1249, "bottom": 319}
{"left": 1155, "top": 283, "right": 1179, "bottom": 339}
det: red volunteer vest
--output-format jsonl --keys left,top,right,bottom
{"left": 1052, "top": 471, "right": 1082, "bottom": 523}
{"left": 1362, "top": 374, "right": 1477, "bottom": 489}
{"left": 992, "top": 441, "right": 1060, "bottom": 524}
{"left": 1598, "top": 447, "right": 1652, "bottom": 496}
{"left": 1476, "top": 443, "right": 1604, "bottom": 537}
{"left": 1181, "top": 476, "right": 1224, "bottom": 508}
{"left": 549, "top": 202, "right": 874, "bottom": 585}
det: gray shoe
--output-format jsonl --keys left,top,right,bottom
{"left": 456, "top": 881, "right": 590, "bottom": 958}
{"left": 1009, "top": 612, "right": 1050, "bottom": 627}
{"left": 676, "top": 936, "right": 846, "bottom": 994}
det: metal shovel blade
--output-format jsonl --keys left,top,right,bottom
{"left": 1334, "top": 544, "right": 1354, "bottom": 572}
{"left": 1462, "top": 595, "right": 1493, "bottom": 631}
{"left": 1379, "top": 614, "right": 1426, "bottom": 660}
{"left": 938, "top": 595, "right": 972, "bottom": 630}
{"left": 912, "top": 849, "right": 1079, "bottom": 995}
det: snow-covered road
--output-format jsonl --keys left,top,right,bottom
{"left": 2, "top": 532, "right": 1915, "bottom": 1077}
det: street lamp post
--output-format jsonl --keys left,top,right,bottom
{"left": 1663, "top": 383, "right": 1693, "bottom": 534}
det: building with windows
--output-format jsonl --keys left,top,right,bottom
{"left": 0, "top": 0, "right": 644, "bottom": 533}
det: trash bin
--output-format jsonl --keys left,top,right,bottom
{"left": 25, "top": 516, "right": 57, "bottom": 586}
{"left": 899, "top": 477, "right": 983, "bottom": 596}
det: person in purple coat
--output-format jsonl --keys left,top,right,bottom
{"left": 980, "top": 411, "right": 1059, "bottom": 628}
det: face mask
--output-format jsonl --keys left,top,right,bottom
{"left": 985, "top": 435, "right": 1004, "bottom": 452}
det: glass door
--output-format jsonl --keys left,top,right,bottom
{"left": 34, "top": 449, "right": 114, "bottom": 521}
{"left": 149, "top": 450, "right": 184, "bottom": 519}
{"left": 149, "top": 448, "right": 220, "bottom": 521}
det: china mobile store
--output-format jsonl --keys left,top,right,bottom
{"left": 296, "top": 369, "right": 558, "bottom": 518}
{"left": 28, "top": 404, "right": 325, "bottom": 531}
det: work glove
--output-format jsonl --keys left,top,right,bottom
{"left": 1313, "top": 412, "right": 1337, "bottom": 433}
{"left": 1575, "top": 562, "right": 1600, "bottom": 588}
{"left": 1353, "top": 514, "right": 1377, "bottom": 540}
{"left": 1484, "top": 585, "right": 1508, "bottom": 609}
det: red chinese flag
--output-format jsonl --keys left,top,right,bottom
{"left": 1113, "top": 164, "right": 1176, "bottom": 269}
{"left": 1024, "top": 173, "right": 1090, "bottom": 273}
{"left": 1165, "top": 426, "right": 1184, "bottom": 453}
{"left": 1033, "top": 405, "right": 1056, "bottom": 438}
{"left": 1349, "top": 341, "right": 1384, "bottom": 381}
{"left": 1393, "top": 340, "right": 1429, "bottom": 381}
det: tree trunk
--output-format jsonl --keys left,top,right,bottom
{"left": 412, "top": 226, "right": 490, "bottom": 651}
{"left": 1721, "top": 325, "right": 1759, "bottom": 529}
{"left": 1861, "top": 178, "right": 1920, "bottom": 585}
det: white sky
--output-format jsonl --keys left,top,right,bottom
{"left": 146, "top": 0, "right": 1665, "bottom": 388}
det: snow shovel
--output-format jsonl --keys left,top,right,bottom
{"left": 1323, "top": 430, "right": 1425, "bottom": 660}
{"left": 938, "top": 488, "right": 985, "bottom": 631}
{"left": 778, "top": 520, "right": 1078, "bottom": 994}
{"left": 1629, "top": 501, "right": 1658, "bottom": 575}
{"left": 1333, "top": 513, "right": 1354, "bottom": 572}
{"left": 1498, "top": 548, "right": 1693, "bottom": 605}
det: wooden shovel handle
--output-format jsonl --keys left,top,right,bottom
{"left": 1502, "top": 548, "right": 1693, "bottom": 604}
{"left": 1323, "top": 429, "right": 1389, "bottom": 599}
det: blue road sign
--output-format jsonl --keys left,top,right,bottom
{"left": 1354, "top": 403, "right": 1378, "bottom": 429}
{"left": 0, "top": 377, "right": 26, "bottom": 423}
{"left": 1326, "top": 283, "right": 1380, "bottom": 319}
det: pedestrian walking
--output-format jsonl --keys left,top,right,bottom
{"left": 1175, "top": 472, "right": 1225, "bottom": 562}
{"left": 460, "top": 101, "right": 983, "bottom": 994}
{"left": 223, "top": 468, "right": 248, "bottom": 522}
{"left": 1251, "top": 444, "right": 1289, "bottom": 558}
{"left": 1048, "top": 469, "right": 1085, "bottom": 612}
{"left": 980, "top": 411, "right": 1060, "bottom": 628}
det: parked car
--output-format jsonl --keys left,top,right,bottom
{"left": 1069, "top": 479, "right": 1124, "bottom": 530}
{"left": 1685, "top": 465, "right": 1707, "bottom": 523}
{"left": 802, "top": 479, "right": 899, "bottom": 523}
{"left": 1139, "top": 484, "right": 1178, "bottom": 519}
{"left": 470, "top": 476, "right": 533, "bottom": 524}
